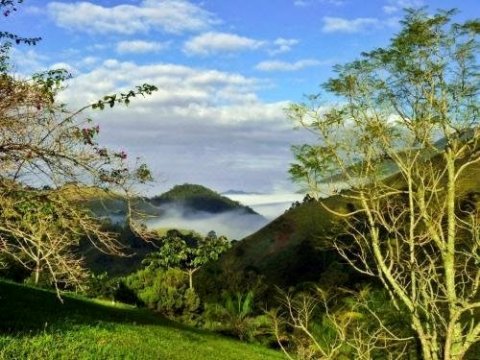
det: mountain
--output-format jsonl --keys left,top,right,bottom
{"left": 151, "top": 184, "right": 261, "bottom": 216}
{"left": 199, "top": 193, "right": 363, "bottom": 291}
{"left": 202, "top": 147, "right": 480, "bottom": 291}
{"left": 71, "top": 184, "right": 269, "bottom": 275}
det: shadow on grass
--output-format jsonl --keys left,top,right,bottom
{"left": 0, "top": 280, "right": 201, "bottom": 337}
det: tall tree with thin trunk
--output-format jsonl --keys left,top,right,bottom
{"left": 289, "top": 9, "right": 480, "bottom": 360}
{"left": 144, "top": 230, "right": 231, "bottom": 291}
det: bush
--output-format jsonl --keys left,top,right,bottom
{"left": 84, "top": 273, "right": 117, "bottom": 300}
{"left": 202, "top": 291, "right": 272, "bottom": 344}
{"left": 125, "top": 267, "right": 200, "bottom": 321}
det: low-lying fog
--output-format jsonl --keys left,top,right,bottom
{"left": 144, "top": 193, "right": 304, "bottom": 240}
{"left": 224, "top": 193, "right": 304, "bottom": 220}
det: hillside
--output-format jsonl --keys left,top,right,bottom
{"left": 0, "top": 280, "right": 281, "bottom": 360}
{"left": 200, "top": 194, "right": 363, "bottom": 290}
{"left": 205, "top": 153, "right": 480, "bottom": 290}
{"left": 59, "top": 183, "right": 269, "bottom": 276}
{"left": 151, "top": 184, "right": 259, "bottom": 216}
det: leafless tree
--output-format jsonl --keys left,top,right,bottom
{"left": 0, "top": 5, "right": 157, "bottom": 295}
{"left": 289, "top": 9, "right": 480, "bottom": 360}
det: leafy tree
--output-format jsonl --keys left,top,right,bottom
{"left": 143, "top": 230, "right": 231, "bottom": 290}
{"left": 289, "top": 8, "right": 480, "bottom": 360}
{"left": 125, "top": 267, "right": 200, "bottom": 320}
{"left": 0, "top": 2, "right": 157, "bottom": 294}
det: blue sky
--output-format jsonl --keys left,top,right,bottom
{"left": 4, "top": 0, "right": 479, "bottom": 195}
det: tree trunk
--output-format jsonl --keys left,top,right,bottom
{"left": 188, "top": 270, "right": 193, "bottom": 290}
{"left": 34, "top": 261, "right": 40, "bottom": 285}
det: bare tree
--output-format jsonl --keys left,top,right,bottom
{"left": 271, "top": 287, "right": 411, "bottom": 359}
{"left": 0, "top": 3, "right": 157, "bottom": 295}
{"left": 289, "top": 9, "right": 480, "bottom": 360}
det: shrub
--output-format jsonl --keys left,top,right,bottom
{"left": 125, "top": 267, "right": 200, "bottom": 320}
{"left": 203, "top": 291, "right": 272, "bottom": 343}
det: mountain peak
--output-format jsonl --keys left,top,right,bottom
{"left": 151, "top": 183, "right": 260, "bottom": 216}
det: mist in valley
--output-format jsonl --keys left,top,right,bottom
{"left": 145, "top": 203, "right": 269, "bottom": 240}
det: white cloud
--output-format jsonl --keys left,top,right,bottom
{"left": 183, "top": 31, "right": 265, "bottom": 56}
{"left": 77, "top": 56, "right": 99, "bottom": 67}
{"left": 116, "top": 40, "right": 169, "bottom": 54}
{"left": 54, "top": 60, "right": 307, "bottom": 195}
{"left": 255, "top": 59, "right": 322, "bottom": 72}
{"left": 225, "top": 193, "right": 305, "bottom": 219}
{"left": 383, "top": 0, "right": 424, "bottom": 14}
{"left": 57, "top": 60, "right": 279, "bottom": 124}
{"left": 322, "top": 16, "right": 381, "bottom": 33}
{"left": 49, "top": 62, "right": 77, "bottom": 75}
{"left": 47, "top": 0, "right": 218, "bottom": 35}
{"left": 269, "top": 38, "right": 299, "bottom": 55}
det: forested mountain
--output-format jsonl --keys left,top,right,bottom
{"left": 151, "top": 184, "right": 260, "bottom": 215}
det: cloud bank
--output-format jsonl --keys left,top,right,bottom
{"left": 48, "top": 0, "right": 218, "bottom": 35}
{"left": 54, "top": 59, "right": 311, "bottom": 195}
{"left": 145, "top": 204, "right": 268, "bottom": 240}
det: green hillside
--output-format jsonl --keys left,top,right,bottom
{"left": 207, "top": 155, "right": 480, "bottom": 290}
{"left": 151, "top": 184, "right": 259, "bottom": 215}
{"left": 203, "top": 194, "right": 362, "bottom": 289}
{"left": 0, "top": 280, "right": 281, "bottom": 360}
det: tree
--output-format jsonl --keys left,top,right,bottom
{"left": 0, "top": 2, "right": 157, "bottom": 294}
{"left": 143, "top": 230, "right": 231, "bottom": 290}
{"left": 289, "top": 8, "right": 480, "bottom": 360}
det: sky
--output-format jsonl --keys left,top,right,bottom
{"left": 4, "top": 0, "right": 479, "bottom": 197}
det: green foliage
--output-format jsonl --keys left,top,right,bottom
{"left": 203, "top": 291, "right": 272, "bottom": 343}
{"left": 286, "top": 8, "right": 480, "bottom": 359}
{"left": 124, "top": 267, "right": 200, "bottom": 321}
{"left": 272, "top": 287, "right": 414, "bottom": 359}
{"left": 204, "top": 199, "right": 364, "bottom": 294}
{"left": 85, "top": 272, "right": 117, "bottom": 300}
{"left": 289, "top": 8, "right": 480, "bottom": 189}
{"left": 143, "top": 229, "right": 231, "bottom": 290}
{"left": 0, "top": 5, "right": 157, "bottom": 294}
{"left": 91, "top": 84, "right": 158, "bottom": 110}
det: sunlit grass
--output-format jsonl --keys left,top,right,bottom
{"left": 0, "top": 280, "right": 282, "bottom": 360}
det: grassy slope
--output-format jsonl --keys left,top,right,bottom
{"left": 0, "top": 281, "right": 282, "bottom": 360}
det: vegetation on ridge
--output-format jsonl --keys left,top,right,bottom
{"left": 152, "top": 183, "right": 260, "bottom": 215}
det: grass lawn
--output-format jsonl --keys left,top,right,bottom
{"left": 0, "top": 280, "right": 283, "bottom": 360}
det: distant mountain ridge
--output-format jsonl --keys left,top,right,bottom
{"left": 151, "top": 184, "right": 261, "bottom": 216}
{"left": 222, "top": 190, "right": 264, "bottom": 195}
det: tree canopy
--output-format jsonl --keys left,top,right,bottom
{"left": 143, "top": 229, "right": 231, "bottom": 290}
